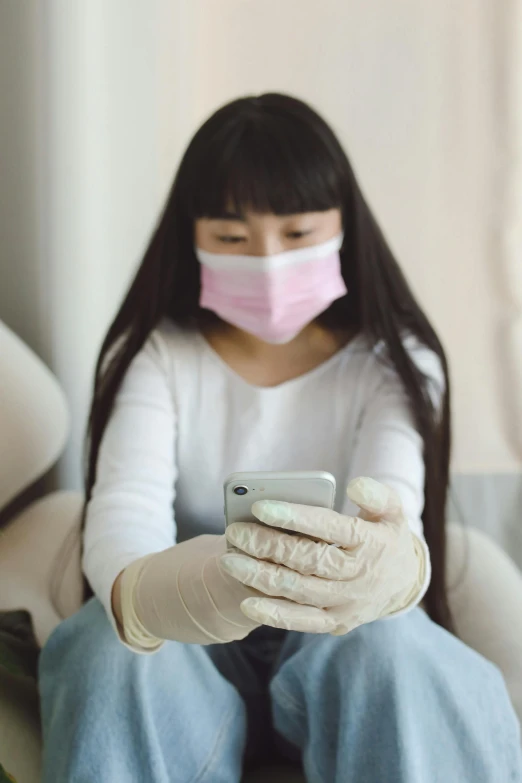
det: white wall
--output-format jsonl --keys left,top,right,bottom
{"left": 0, "top": 0, "right": 521, "bottom": 488}
{"left": 39, "top": 1, "right": 196, "bottom": 487}
{"left": 0, "top": 1, "right": 196, "bottom": 487}
{"left": 0, "top": 3, "right": 42, "bottom": 353}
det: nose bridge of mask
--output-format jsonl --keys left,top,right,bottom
{"left": 196, "top": 232, "right": 343, "bottom": 278}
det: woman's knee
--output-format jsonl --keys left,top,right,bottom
{"left": 282, "top": 607, "right": 506, "bottom": 695}
{"left": 39, "top": 598, "right": 232, "bottom": 700}
{"left": 40, "top": 598, "right": 117, "bottom": 662}
{"left": 38, "top": 598, "right": 128, "bottom": 692}
{"left": 325, "top": 608, "right": 502, "bottom": 679}
{"left": 332, "top": 611, "right": 522, "bottom": 764}
{"left": 295, "top": 608, "right": 430, "bottom": 676}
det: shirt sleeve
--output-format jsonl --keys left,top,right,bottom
{"left": 341, "top": 338, "right": 446, "bottom": 617}
{"left": 82, "top": 329, "right": 178, "bottom": 640}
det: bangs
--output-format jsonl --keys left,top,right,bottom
{"left": 189, "top": 115, "right": 343, "bottom": 219}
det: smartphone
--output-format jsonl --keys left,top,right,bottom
{"left": 224, "top": 471, "right": 336, "bottom": 533}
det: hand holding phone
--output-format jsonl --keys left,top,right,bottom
{"left": 221, "top": 476, "right": 426, "bottom": 636}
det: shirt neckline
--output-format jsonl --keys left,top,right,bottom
{"left": 195, "top": 329, "right": 368, "bottom": 392}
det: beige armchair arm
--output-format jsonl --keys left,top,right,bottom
{"left": 0, "top": 491, "right": 83, "bottom": 648}
{"left": 0, "top": 322, "right": 69, "bottom": 510}
{"left": 446, "top": 521, "right": 522, "bottom": 724}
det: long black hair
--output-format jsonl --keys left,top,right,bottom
{"left": 83, "top": 93, "right": 455, "bottom": 634}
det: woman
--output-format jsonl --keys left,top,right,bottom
{"left": 38, "top": 93, "right": 522, "bottom": 782}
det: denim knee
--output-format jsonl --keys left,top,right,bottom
{"left": 271, "top": 614, "right": 522, "bottom": 783}
{"left": 308, "top": 608, "right": 506, "bottom": 684}
{"left": 273, "top": 607, "right": 510, "bottom": 709}
{"left": 291, "top": 609, "right": 429, "bottom": 678}
{"left": 38, "top": 598, "right": 128, "bottom": 683}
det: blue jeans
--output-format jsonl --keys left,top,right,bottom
{"left": 38, "top": 598, "right": 522, "bottom": 783}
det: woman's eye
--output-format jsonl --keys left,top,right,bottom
{"left": 216, "top": 230, "right": 312, "bottom": 243}
{"left": 287, "top": 230, "right": 311, "bottom": 239}
{"left": 217, "top": 236, "right": 246, "bottom": 244}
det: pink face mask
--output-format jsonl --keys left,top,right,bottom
{"left": 196, "top": 233, "right": 347, "bottom": 344}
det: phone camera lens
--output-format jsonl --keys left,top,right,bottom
{"left": 233, "top": 485, "right": 248, "bottom": 496}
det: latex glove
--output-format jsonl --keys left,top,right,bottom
{"left": 221, "top": 476, "right": 427, "bottom": 635}
{"left": 120, "top": 534, "right": 266, "bottom": 646}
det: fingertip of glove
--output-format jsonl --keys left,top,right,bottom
{"left": 346, "top": 477, "right": 399, "bottom": 514}
{"left": 250, "top": 499, "right": 266, "bottom": 519}
{"left": 224, "top": 523, "right": 238, "bottom": 544}
{"left": 240, "top": 597, "right": 264, "bottom": 622}
{"left": 251, "top": 499, "right": 290, "bottom": 524}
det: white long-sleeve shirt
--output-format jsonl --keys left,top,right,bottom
{"left": 83, "top": 319, "right": 444, "bottom": 635}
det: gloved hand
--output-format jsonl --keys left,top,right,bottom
{"left": 220, "top": 476, "right": 427, "bottom": 635}
{"left": 119, "top": 534, "right": 265, "bottom": 646}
